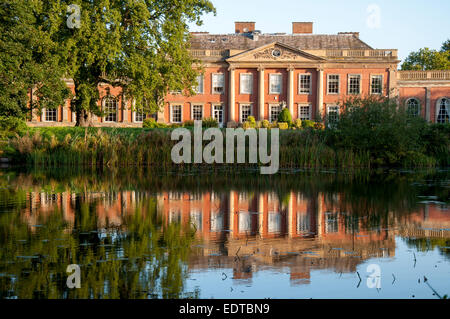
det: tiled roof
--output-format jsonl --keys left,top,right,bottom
{"left": 190, "top": 33, "right": 373, "bottom": 50}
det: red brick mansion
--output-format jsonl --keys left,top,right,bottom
{"left": 28, "top": 22, "right": 450, "bottom": 127}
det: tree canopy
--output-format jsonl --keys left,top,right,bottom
{"left": 0, "top": 0, "right": 216, "bottom": 126}
{"left": 0, "top": 0, "right": 69, "bottom": 119}
{"left": 401, "top": 39, "right": 450, "bottom": 71}
{"left": 50, "top": 0, "right": 216, "bottom": 126}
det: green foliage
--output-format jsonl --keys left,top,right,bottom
{"left": 0, "top": 116, "right": 27, "bottom": 139}
{"left": 278, "top": 108, "right": 292, "bottom": 124}
{"left": 37, "top": 0, "right": 216, "bottom": 126}
{"left": 401, "top": 47, "right": 450, "bottom": 70}
{"left": 242, "top": 116, "right": 257, "bottom": 129}
{"left": 302, "top": 120, "right": 315, "bottom": 129}
{"left": 329, "top": 96, "right": 449, "bottom": 166}
{"left": 278, "top": 122, "right": 289, "bottom": 130}
{"left": 0, "top": 0, "right": 70, "bottom": 118}
{"left": 202, "top": 117, "right": 219, "bottom": 128}
{"left": 442, "top": 39, "right": 450, "bottom": 53}
{"left": 183, "top": 120, "right": 195, "bottom": 128}
{"left": 261, "top": 120, "right": 271, "bottom": 129}
{"left": 293, "top": 119, "right": 302, "bottom": 129}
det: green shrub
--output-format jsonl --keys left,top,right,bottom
{"left": 202, "top": 117, "right": 219, "bottom": 128}
{"left": 0, "top": 116, "right": 27, "bottom": 139}
{"left": 302, "top": 120, "right": 315, "bottom": 129}
{"left": 183, "top": 120, "right": 195, "bottom": 128}
{"left": 143, "top": 118, "right": 158, "bottom": 129}
{"left": 242, "top": 122, "right": 253, "bottom": 130}
{"left": 261, "top": 120, "right": 271, "bottom": 129}
{"left": 278, "top": 108, "right": 292, "bottom": 124}
{"left": 247, "top": 116, "right": 256, "bottom": 125}
{"left": 293, "top": 119, "right": 302, "bottom": 129}
{"left": 333, "top": 96, "right": 429, "bottom": 166}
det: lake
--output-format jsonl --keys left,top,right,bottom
{"left": 0, "top": 168, "right": 448, "bottom": 299}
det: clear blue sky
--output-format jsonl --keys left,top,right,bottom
{"left": 188, "top": 0, "right": 450, "bottom": 63}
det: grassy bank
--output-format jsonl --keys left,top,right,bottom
{"left": 1, "top": 124, "right": 448, "bottom": 169}
{"left": 2, "top": 98, "right": 449, "bottom": 169}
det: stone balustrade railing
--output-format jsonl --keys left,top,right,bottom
{"left": 398, "top": 70, "right": 450, "bottom": 81}
{"left": 190, "top": 49, "right": 398, "bottom": 59}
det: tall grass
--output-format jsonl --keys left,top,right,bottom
{"left": 7, "top": 125, "right": 441, "bottom": 169}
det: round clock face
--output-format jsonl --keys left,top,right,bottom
{"left": 272, "top": 49, "right": 282, "bottom": 57}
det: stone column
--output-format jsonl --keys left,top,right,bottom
{"left": 425, "top": 87, "right": 431, "bottom": 122}
{"left": 317, "top": 69, "right": 324, "bottom": 119}
{"left": 228, "top": 67, "right": 236, "bottom": 123}
{"left": 288, "top": 67, "right": 295, "bottom": 118}
{"left": 388, "top": 67, "right": 398, "bottom": 99}
{"left": 122, "top": 94, "right": 128, "bottom": 123}
{"left": 62, "top": 100, "right": 69, "bottom": 123}
{"left": 258, "top": 66, "right": 265, "bottom": 121}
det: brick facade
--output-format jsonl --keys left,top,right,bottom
{"left": 27, "top": 22, "right": 450, "bottom": 127}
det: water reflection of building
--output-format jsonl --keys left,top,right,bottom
{"left": 20, "top": 190, "right": 449, "bottom": 284}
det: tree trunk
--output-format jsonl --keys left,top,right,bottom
{"left": 76, "top": 109, "right": 93, "bottom": 127}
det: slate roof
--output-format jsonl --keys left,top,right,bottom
{"left": 190, "top": 33, "right": 373, "bottom": 51}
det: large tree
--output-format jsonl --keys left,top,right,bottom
{"left": 401, "top": 40, "right": 450, "bottom": 71}
{"left": 46, "top": 0, "right": 215, "bottom": 126}
{"left": 0, "top": 0, "right": 69, "bottom": 119}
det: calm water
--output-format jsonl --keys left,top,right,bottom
{"left": 0, "top": 168, "right": 449, "bottom": 299}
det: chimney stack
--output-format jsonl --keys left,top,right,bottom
{"left": 292, "top": 22, "right": 313, "bottom": 34}
{"left": 235, "top": 22, "right": 256, "bottom": 34}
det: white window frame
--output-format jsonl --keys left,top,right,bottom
{"left": 134, "top": 99, "right": 147, "bottom": 123}
{"left": 269, "top": 104, "right": 281, "bottom": 123}
{"left": 269, "top": 73, "right": 282, "bottom": 95}
{"left": 436, "top": 97, "right": 450, "bottom": 124}
{"left": 239, "top": 103, "right": 253, "bottom": 123}
{"left": 194, "top": 75, "right": 204, "bottom": 94}
{"left": 190, "top": 104, "right": 204, "bottom": 121}
{"left": 327, "top": 105, "right": 340, "bottom": 124}
{"left": 298, "top": 73, "right": 312, "bottom": 95}
{"left": 170, "top": 104, "right": 183, "bottom": 123}
{"left": 370, "top": 74, "right": 383, "bottom": 95}
{"left": 212, "top": 103, "right": 224, "bottom": 127}
{"left": 103, "top": 95, "right": 118, "bottom": 123}
{"left": 239, "top": 73, "right": 253, "bottom": 94}
{"left": 327, "top": 74, "right": 340, "bottom": 95}
{"left": 43, "top": 108, "right": 58, "bottom": 122}
{"left": 212, "top": 73, "right": 225, "bottom": 95}
{"left": 348, "top": 74, "right": 362, "bottom": 95}
{"left": 406, "top": 98, "right": 420, "bottom": 117}
{"left": 297, "top": 103, "right": 312, "bottom": 121}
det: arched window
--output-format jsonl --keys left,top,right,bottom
{"left": 103, "top": 96, "right": 118, "bottom": 122}
{"left": 406, "top": 98, "right": 420, "bottom": 117}
{"left": 437, "top": 98, "right": 449, "bottom": 124}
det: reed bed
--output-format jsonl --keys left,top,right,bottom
{"left": 6, "top": 126, "right": 445, "bottom": 169}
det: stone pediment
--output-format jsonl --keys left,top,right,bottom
{"left": 226, "top": 42, "right": 325, "bottom": 63}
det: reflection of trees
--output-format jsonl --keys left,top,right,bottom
{"left": 0, "top": 199, "right": 197, "bottom": 299}
{"left": 404, "top": 238, "right": 450, "bottom": 260}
